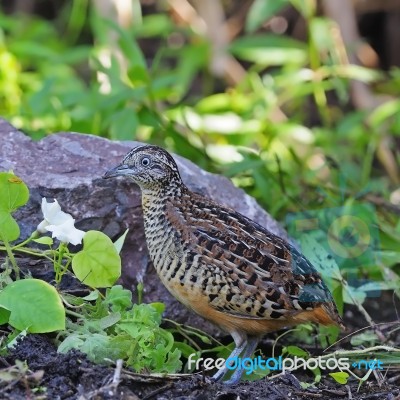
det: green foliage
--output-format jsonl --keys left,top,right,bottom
{"left": 329, "top": 371, "right": 349, "bottom": 385}
{"left": 113, "top": 229, "right": 129, "bottom": 254}
{"left": 283, "top": 345, "right": 309, "bottom": 358}
{"left": 0, "top": 279, "right": 65, "bottom": 332}
{"left": 246, "top": 0, "right": 289, "bottom": 33}
{"left": 58, "top": 286, "right": 182, "bottom": 373}
{"left": 0, "top": 174, "right": 183, "bottom": 373}
{"left": 0, "top": 172, "right": 29, "bottom": 242}
{"left": 72, "top": 230, "right": 121, "bottom": 288}
{"left": 230, "top": 34, "right": 307, "bottom": 66}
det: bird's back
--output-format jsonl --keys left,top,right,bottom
{"left": 141, "top": 186, "right": 344, "bottom": 335}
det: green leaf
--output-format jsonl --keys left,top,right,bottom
{"left": 150, "top": 302, "right": 165, "bottom": 315}
{"left": 128, "top": 65, "right": 150, "bottom": 85}
{"left": 58, "top": 334, "right": 85, "bottom": 354}
{"left": 368, "top": 99, "right": 400, "bottom": 128}
{"left": 108, "top": 109, "right": 138, "bottom": 140}
{"left": 59, "top": 298, "right": 182, "bottom": 373}
{"left": 32, "top": 236, "right": 53, "bottom": 246}
{"left": 329, "top": 371, "right": 349, "bottom": 385}
{"left": 0, "top": 173, "right": 29, "bottom": 212}
{"left": 290, "top": 0, "right": 316, "bottom": 19}
{"left": 173, "top": 341, "right": 197, "bottom": 358}
{"left": 173, "top": 43, "right": 208, "bottom": 100}
{"left": 82, "top": 290, "right": 100, "bottom": 301}
{"left": 0, "top": 279, "right": 65, "bottom": 333}
{"left": 309, "top": 18, "right": 334, "bottom": 53}
{"left": 7, "top": 329, "right": 28, "bottom": 349}
{"left": 11, "top": 41, "right": 58, "bottom": 60}
{"left": 195, "top": 92, "right": 252, "bottom": 114}
{"left": 0, "top": 173, "right": 29, "bottom": 242}
{"left": 350, "top": 331, "right": 379, "bottom": 347}
{"left": 0, "top": 210, "right": 20, "bottom": 242}
{"left": 72, "top": 231, "right": 121, "bottom": 288}
{"left": 0, "top": 307, "right": 10, "bottom": 325}
{"left": 12, "top": 42, "right": 91, "bottom": 65}
{"left": 99, "top": 313, "right": 121, "bottom": 330}
{"left": 377, "top": 250, "right": 400, "bottom": 267}
{"left": 300, "top": 382, "right": 315, "bottom": 390}
{"left": 284, "top": 345, "right": 309, "bottom": 357}
{"left": 246, "top": 0, "right": 289, "bottom": 32}
{"left": 357, "top": 280, "right": 400, "bottom": 292}
{"left": 56, "top": 46, "right": 92, "bottom": 65}
{"left": 343, "top": 284, "right": 366, "bottom": 305}
{"left": 58, "top": 333, "right": 117, "bottom": 364}
{"left": 311, "top": 366, "right": 321, "bottom": 384}
{"left": 230, "top": 34, "right": 307, "bottom": 66}
{"left": 105, "top": 19, "right": 146, "bottom": 68}
{"left": 137, "top": 14, "right": 174, "bottom": 37}
{"left": 105, "top": 285, "right": 132, "bottom": 312}
{"left": 318, "top": 325, "right": 340, "bottom": 347}
{"left": 113, "top": 229, "right": 129, "bottom": 254}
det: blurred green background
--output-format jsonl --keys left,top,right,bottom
{"left": 1, "top": 0, "right": 400, "bottom": 323}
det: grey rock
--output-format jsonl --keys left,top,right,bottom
{"left": 0, "top": 119, "right": 287, "bottom": 335}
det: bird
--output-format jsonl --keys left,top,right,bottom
{"left": 103, "top": 145, "right": 344, "bottom": 385}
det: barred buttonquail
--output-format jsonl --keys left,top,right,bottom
{"left": 103, "top": 145, "right": 344, "bottom": 384}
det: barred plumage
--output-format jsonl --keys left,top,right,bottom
{"left": 103, "top": 144, "right": 344, "bottom": 384}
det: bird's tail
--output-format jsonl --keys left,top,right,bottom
{"left": 315, "top": 303, "right": 346, "bottom": 330}
{"left": 292, "top": 302, "right": 345, "bottom": 330}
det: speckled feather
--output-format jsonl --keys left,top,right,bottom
{"left": 105, "top": 145, "right": 343, "bottom": 337}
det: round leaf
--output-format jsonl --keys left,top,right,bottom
{"left": 72, "top": 231, "right": 121, "bottom": 288}
{"left": 0, "top": 172, "right": 29, "bottom": 212}
{"left": 0, "top": 172, "right": 28, "bottom": 242}
{"left": 0, "top": 210, "right": 20, "bottom": 242}
{"left": 0, "top": 279, "right": 65, "bottom": 333}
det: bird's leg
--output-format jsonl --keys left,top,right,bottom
{"left": 222, "top": 336, "right": 260, "bottom": 385}
{"left": 211, "top": 331, "right": 248, "bottom": 382}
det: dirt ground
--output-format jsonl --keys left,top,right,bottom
{"left": 0, "top": 333, "right": 399, "bottom": 400}
{"left": 0, "top": 260, "right": 399, "bottom": 399}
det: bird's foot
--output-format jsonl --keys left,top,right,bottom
{"left": 210, "top": 369, "right": 242, "bottom": 385}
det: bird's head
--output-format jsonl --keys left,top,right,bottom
{"left": 103, "top": 145, "right": 183, "bottom": 190}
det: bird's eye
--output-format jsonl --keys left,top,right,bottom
{"left": 141, "top": 157, "right": 151, "bottom": 166}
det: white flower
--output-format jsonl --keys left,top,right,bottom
{"left": 37, "top": 198, "right": 86, "bottom": 245}
{"left": 37, "top": 199, "right": 69, "bottom": 233}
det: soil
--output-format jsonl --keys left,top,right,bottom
{"left": 1, "top": 333, "right": 400, "bottom": 400}
{"left": 0, "top": 259, "right": 399, "bottom": 400}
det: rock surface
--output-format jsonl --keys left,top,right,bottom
{"left": 0, "top": 118, "right": 286, "bottom": 335}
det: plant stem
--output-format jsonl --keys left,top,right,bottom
{"left": 11, "top": 231, "right": 38, "bottom": 249}
{"left": 57, "top": 258, "right": 73, "bottom": 284}
{"left": 65, "top": 309, "right": 85, "bottom": 319}
{"left": 0, "top": 246, "right": 56, "bottom": 264}
{"left": 137, "top": 281, "right": 144, "bottom": 304}
{"left": 1, "top": 236, "right": 20, "bottom": 279}
{"left": 55, "top": 243, "right": 67, "bottom": 284}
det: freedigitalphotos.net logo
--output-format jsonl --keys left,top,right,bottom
{"left": 188, "top": 354, "right": 384, "bottom": 376}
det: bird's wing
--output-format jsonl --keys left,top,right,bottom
{"left": 175, "top": 192, "right": 337, "bottom": 321}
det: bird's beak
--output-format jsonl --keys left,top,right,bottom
{"left": 103, "top": 163, "right": 131, "bottom": 179}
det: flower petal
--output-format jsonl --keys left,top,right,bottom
{"left": 37, "top": 220, "right": 49, "bottom": 234}
{"left": 46, "top": 219, "right": 86, "bottom": 245}
{"left": 41, "top": 198, "right": 72, "bottom": 225}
